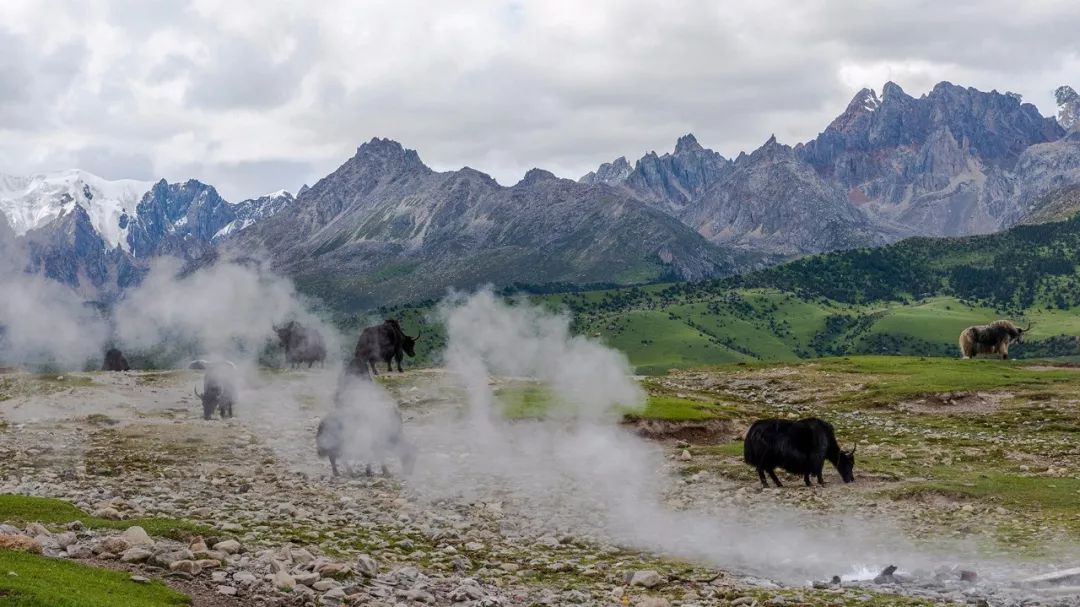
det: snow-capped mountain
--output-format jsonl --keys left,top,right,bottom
{"left": 0, "top": 170, "right": 294, "bottom": 299}
{"left": 213, "top": 190, "right": 295, "bottom": 241}
{"left": 0, "top": 170, "right": 153, "bottom": 251}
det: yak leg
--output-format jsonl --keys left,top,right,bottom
{"left": 396, "top": 352, "right": 404, "bottom": 373}
{"left": 381, "top": 463, "right": 391, "bottom": 476}
{"left": 803, "top": 473, "right": 812, "bottom": 487}
{"left": 756, "top": 468, "right": 769, "bottom": 488}
{"left": 329, "top": 456, "right": 339, "bottom": 477}
{"left": 767, "top": 469, "right": 783, "bottom": 488}
{"left": 369, "top": 359, "right": 379, "bottom": 376}
{"left": 386, "top": 358, "right": 393, "bottom": 372}
{"left": 817, "top": 471, "right": 825, "bottom": 485}
{"left": 1001, "top": 343, "right": 1009, "bottom": 360}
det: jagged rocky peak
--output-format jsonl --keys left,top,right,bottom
{"left": 352, "top": 137, "right": 429, "bottom": 175}
{"left": 1057, "top": 85, "right": 1080, "bottom": 130}
{"left": 579, "top": 156, "right": 632, "bottom": 185}
{"left": 674, "top": 133, "right": 705, "bottom": 154}
{"left": 517, "top": 168, "right": 559, "bottom": 187}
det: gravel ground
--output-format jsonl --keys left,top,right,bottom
{"left": 0, "top": 369, "right": 1076, "bottom": 606}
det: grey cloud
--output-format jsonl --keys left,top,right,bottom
{"left": 1, "top": 1, "right": 1079, "bottom": 198}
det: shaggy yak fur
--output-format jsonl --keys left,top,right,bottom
{"left": 743, "top": 417, "right": 856, "bottom": 488}
{"left": 958, "top": 320, "right": 1031, "bottom": 360}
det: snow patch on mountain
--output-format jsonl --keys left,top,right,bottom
{"left": 0, "top": 169, "right": 153, "bottom": 251}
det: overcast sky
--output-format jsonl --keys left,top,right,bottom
{"left": 1, "top": 0, "right": 1078, "bottom": 201}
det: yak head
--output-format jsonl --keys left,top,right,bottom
{"left": 273, "top": 321, "right": 298, "bottom": 345}
{"left": 401, "top": 331, "right": 421, "bottom": 358}
{"left": 836, "top": 444, "right": 856, "bottom": 483}
{"left": 1014, "top": 322, "right": 1033, "bottom": 343}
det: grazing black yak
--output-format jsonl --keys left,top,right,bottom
{"left": 352, "top": 319, "right": 419, "bottom": 376}
{"left": 273, "top": 320, "right": 327, "bottom": 368}
{"left": 959, "top": 320, "right": 1031, "bottom": 360}
{"left": 102, "top": 348, "right": 130, "bottom": 371}
{"left": 743, "top": 417, "right": 855, "bottom": 488}
{"left": 192, "top": 361, "right": 237, "bottom": 420}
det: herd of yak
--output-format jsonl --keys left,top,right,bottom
{"left": 93, "top": 318, "right": 1030, "bottom": 485}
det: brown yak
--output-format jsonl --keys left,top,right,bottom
{"left": 958, "top": 320, "right": 1031, "bottom": 360}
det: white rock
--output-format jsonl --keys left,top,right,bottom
{"left": 122, "top": 526, "right": 154, "bottom": 547}
{"left": 274, "top": 571, "right": 296, "bottom": 591}
{"left": 630, "top": 570, "right": 664, "bottom": 588}
{"left": 356, "top": 554, "right": 378, "bottom": 578}
{"left": 213, "top": 539, "right": 241, "bottom": 554}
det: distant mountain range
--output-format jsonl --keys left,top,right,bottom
{"left": 3, "top": 81, "right": 1080, "bottom": 307}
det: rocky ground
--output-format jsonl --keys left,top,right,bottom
{"left": 0, "top": 366, "right": 1077, "bottom": 606}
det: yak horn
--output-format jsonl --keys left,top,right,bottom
{"left": 850, "top": 443, "right": 857, "bottom": 454}
{"left": 1023, "top": 322, "right": 1034, "bottom": 332}
{"left": 413, "top": 331, "right": 422, "bottom": 341}
{"left": 194, "top": 386, "right": 202, "bottom": 399}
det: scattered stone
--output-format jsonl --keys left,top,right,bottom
{"left": 679, "top": 449, "right": 692, "bottom": 461}
{"left": 730, "top": 598, "right": 755, "bottom": 607}
{"left": 874, "top": 565, "right": 898, "bottom": 584}
{"left": 169, "top": 560, "right": 202, "bottom": 575}
{"left": 294, "top": 571, "right": 320, "bottom": 586}
{"left": 54, "top": 532, "right": 77, "bottom": 549}
{"left": 232, "top": 571, "right": 258, "bottom": 586}
{"left": 100, "top": 536, "right": 130, "bottom": 554}
{"left": 0, "top": 535, "right": 42, "bottom": 554}
{"left": 216, "top": 585, "right": 237, "bottom": 596}
{"left": 122, "top": 526, "right": 155, "bottom": 547}
{"left": 356, "top": 554, "right": 378, "bottom": 578}
{"left": 629, "top": 570, "right": 664, "bottom": 588}
{"left": 65, "top": 543, "right": 93, "bottom": 559}
{"left": 130, "top": 575, "right": 149, "bottom": 584}
{"left": 150, "top": 548, "right": 194, "bottom": 568}
{"left": 273, "top": 570, "right": 296, "bottom": 591}
{"left": 312, "top": 579, "right": 338, "bottom": 591}
{"left": 92, "top": 507, "right": 122, "bottom": 520}
{"left": 635, "top": 598, "right": 671, "bottom": 607}
{"left": 213, "top": 539, "right": 241, "bottom": 554}
{"left": 120, "top": 547, "right": 153, "bottom": 563}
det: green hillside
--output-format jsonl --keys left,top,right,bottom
{"left": 373, "top": 213, "right": 1080, "bottom": 374}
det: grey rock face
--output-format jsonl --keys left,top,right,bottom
{"left": 796, "top": 81, "right": 1067, "bottom": 237}
{"left": 579, "top": 156, "right": 632, "bottom": 185}
{"left": 126, "top": 179, "right": 235, "bottom": 260}
{"left": 230, "top": 137, "right": 756, "bottom": 307}
{"left": 681, "top": 137, "right": 893, "bottom": 255}
{"left": 585, "top": 133, "right": 732, "bottom": 213}
{"left": 1056, "top": 86, "right": 1080, "bottom": 130}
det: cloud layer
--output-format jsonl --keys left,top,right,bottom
{"left": 1, "top": 0, "right": 1078, "bottom": 200}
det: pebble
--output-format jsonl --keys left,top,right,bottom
{"left": 216, "top": 585, "right": 237, "bottom": 596}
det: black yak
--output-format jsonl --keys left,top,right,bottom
{"left": 273, "top": 320, "right": 327, "bottom": 368}
{"left": 316, "top": 375, "right": 415, "bottom": 477}
{"left": 959, "top": 320, "right": 1031, "bottom": 360}
{"left": 192, "top": 361, "right": 237, "bottom": 420}
{"left": 743, "top": 417, "right": 855, "bottom": 488}
{"left": 352, "top": 319, "right": 419, "bottom": 376}
{"left": 102, "top": 348, "right": 130, "bottom": 372}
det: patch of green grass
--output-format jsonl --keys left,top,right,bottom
{"left": 497, "top": 383, "right": 557, "bottom": 419}
{"left": 629, "top": 395, "right": 737, "bottom": 421}
{"left": 0, "top": 549, "right": 189, "bottom": 607}
{"left": 0, "top": 495, "right": 212, "bottom": 542}
{"left": 817, "top": 356, "right": 1079, "bottom": 405}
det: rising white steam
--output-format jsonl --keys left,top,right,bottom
{"left": 406, "top": 289, "right": 1025, "bottom": 584}
{"left": 0, "top": 271, "right": 110, "bottom": 368}
{"left": 114, "top": 258, "right": 339, "bottom": 366}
